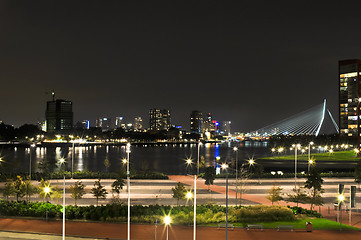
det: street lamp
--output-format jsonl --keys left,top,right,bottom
{"left": 29, "top": 143, "right": 35, "bottom": 179}
{"left": 126, "top": 143, "right": 131, "bottom": 240}
{"left": 43, "top": 186, "right": 51, "bottom": 221}
{"left": 308, "top": 159, "right": 314, "bottom": 173}
{"left": 233, "top": 147, "right": 238, "bottom": 203}
{"left": 164, "top": 215, "right": 171, "bottom": 240}
{"left": 59, "top": 158, "right": 66, "bottom": 240}
{"left": 197, "top": 141, "right": 202, "bottom": 176}
{"left": 338, "top": 194, "right": 344, "bottom": 231}
{"left": 292, "top": 144, "right": 301, "bottom": 188}
{"left": 186, "top": 158, "right": 192, "bottom": 175}
{"left": 221, "top": 163, "right": 229, "bottom": 240}
{"left": 308, "top": 142, "right": 314, "bottom": 163}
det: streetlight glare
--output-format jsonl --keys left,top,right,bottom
{"left": 186, "top": 158, "right": 192, "bottom": 165}
{"left": 233, "top": 147, "right": 238, "bottom": 151}
{"left": 338, "top": 194, "right": 344, "bottom": 202}
{"left": 186, "top": 191, "right": 192, "bottom": 199}
{"left": 164, "top": 215, "right": 171, "bottom": 225}
{"left": 248, "top": 159, "right": 255, "bottom": 166}
{"left": 221, "top": 163, "right": 228, "bottom": 169}
{"left": 59, "top": 158, "right": 65, "bottom": 164}
{"left": 122, "top": 158, "right": 127, "bottom": 164}
{"left": 44, "top": 186, "right": 51, "bottom": 195}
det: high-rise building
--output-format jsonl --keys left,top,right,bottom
{"left": 190, "top": 110, "right": 203, "bottom": 133}
{"left": 45, "top": 99, "right": 73, "bottom": 132}
{"left": 149, "top": 109, "right": 171, "bottom": 131}
{"left": 222, "top": 121, "right": 231, "bottom": 135}
{"left": 202, "top": 113, "right": 215, "bottom": 132}
{"left": 339, "top": 59, "right": 361, "bottom": 141}
{"left": 96, "top": 117, "right": 112, "bottom": 132}
{"left": 82, "top": 120, "right": 90, "bottom": 129}
{"left": 115, "top": 117, "right": 123, "bottom": 128}
{"left": 134, "top": 117, "right": 143, "bottom": 130}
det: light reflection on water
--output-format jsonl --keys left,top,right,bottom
{"left": 0, "top": 141, "right": 269, "bottom": 175}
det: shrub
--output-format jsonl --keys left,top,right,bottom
{"left": 234, "top": 205, "right": 296, "bottom": 222}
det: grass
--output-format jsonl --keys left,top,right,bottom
{"left": 259, "top": 150, "right": 360, "bottom": 161}
{"left": 231, "top": 218, "right": 360, "bottom": 231}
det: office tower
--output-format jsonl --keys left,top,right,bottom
{"left": 134, "top": 117, "right": 143, "bottom": 130}
{"left": 203, "top": 113, "right": 215, "bottom": 132}
{"left": 149, "top": 109, "right": 171, "bottom": 131}
{"left": 190, "top": 110, "right": 203, "bottom": 133}
{"left": 115, "top": 117, "right": 123, "bottom": 128}
{"left": 45, "top": 98, "right": 73, "bottom": 133}
{"left": 222, "top": 121, "right": 231, "bottom": 135}
{"left": 82, "top": 120, "right": 90, "bottom": 129}
{"left": 96, "top": 117, "right": 112, "bottom": 132}
{"left": 339, "top": 59, "right": 361, "bottom": 142}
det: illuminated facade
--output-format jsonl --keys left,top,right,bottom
{"left": 96, "top": 117, "right": 112, "bottom": 131}
{"left": 222, "top": 121, "right": 231, "bottom": 135}
{"left": 190, "top": 110, "right": 203, "bottom": 133}
{"left": 339, "top": 59, "right": 361, "bottom": 139}
{"left": 134, "top": 117, "right": 143, "bottom": 130}
{"left": 45, "top": 99, "right": 73, "bottom": 132}
{"left": 149, "top": 109, "right": 171, "bottom": 131}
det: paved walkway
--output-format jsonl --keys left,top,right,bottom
{"left": 0, "top": 218, "right": 361, "bottom": 240}
{"left": 168, "top": 175, "right": 361, "bottom": 228}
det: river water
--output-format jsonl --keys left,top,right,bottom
{"left": 0, "top": 141, "right": 270, "bottom": 175}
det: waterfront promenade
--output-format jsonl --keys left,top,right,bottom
{"left": 0, "top": 176, "right": 361, "bottom": 239}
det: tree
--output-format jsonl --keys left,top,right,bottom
{"left": 304, "top": 167, "right": 324, "bottom": 210}
{"left": 69, "top": 181, "right": 86, "bottom": 206}
{"left": 172, "top": 182, "right": 187, "bottom": 205}
{"left": 12, "top": 176, "right": 26, "bottom": 201}
{"left": 266, "top": 185, "right": 283, "bottom": 205}
{"left": 91, "top": 179, "right": 108, "bottom": 206}
{"left": 204, "top": 167, "right": 216, "bottom": 191}
{"left": 23, "top": 177, "right": 38, "bottom": 202}
{"left": 354, "top": 159, "right": 361, "bottom": 189}
{"left": 286, "top": 186, "right": 309, "bottom": 207}
{"left": 112, "top": 174, "right": 126, "bottom": 197}
{"left": 237, "top": 164, "right": 251, "bottom": 205}
{"left": 2, "top": 181, "right": 14, "bottom": 200}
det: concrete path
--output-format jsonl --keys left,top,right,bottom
{"left": 0, "top": 218, "right": 361, "bottom": 240}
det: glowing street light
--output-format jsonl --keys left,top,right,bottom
{"left": 278, "top": 147, "right": 284, "bottom": 153}
{"left": 338, "top": 193, "right": 344, "bottom": 232}
{"left": 248, "top": 158, "right": 255, "bottom": 166}
{"left": 126, "top": 143, "right": 131, "bottom": 240}
{"left": 58, "top": 157, "right": 66, "bottom": 240}
{"left": 293, "top": 144, "right": 301, "bottom": 189}
{"left": 233, "top": 147, "right": 238, "bottom": 203}
{"left": 221, "top": 163, "right": 229, "bottom": 240}
{"left": 43, "top": 186, "right": 51, "bottom": 221}
{"left": 308, "top": 158, "right": 315, "bottom": 173}
{"left": 164, "top": 215, "right": 171, "bottom": 240}
{"left": 186, "top": 191, "right": 192, "bottom": 199}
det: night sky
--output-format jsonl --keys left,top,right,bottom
{"left": 1, "top": 1, "right": 361, "bottom": 132}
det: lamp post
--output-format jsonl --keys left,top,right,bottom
{"left": 126, "top": 143, "right": 131, "bottom": 240}
{"left": 221, "top": 163, "right": 229, "bottom": 240}
{"left": 193, "top": 175, "right": 196, "bottom": 240}
{"left": 44, "top": 186, "right": 51, "bottom": 221}
{"left": 338, "top": 194, "right": 344, "bottom": 231}
{"left": 59, "top": 158, "right": 66, "bottom": 240}
{"left": 164, "top": 215, "right": 171, "bottom": 240}
{"left": 197, "top": 141, "right": 201, "bottom": 176}
{"left": 292, "top": 144, "right": 300, "bottom": 189}
{"left": 71, "top": 142, "right": 74, "bottom": 179}
{"left": 233, "top": 147, "right": 238, "bottom": 203}
{"left": 29, "top": 143, "right": 35, "bottom": 179}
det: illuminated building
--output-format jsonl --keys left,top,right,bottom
{"left": 115, "top": 117, "right": 123, "bottom": 128}
{"left": 202, "top": 113, "right": 215, "bottom": 132}
{"left": 149, "top": 109, "right": 171, "bottom": 131}
{"left": 82, "top": 120, "right": 90, "bottom": 129}
{"left": 45, "top": 99, "right": 73, "bottom": 133}
{"left": 134, "top": 117, "right": 143, "bottom": 130}
{"left": 190, "top": 110, "right": 203, "bottom": 133}
{"left": 222, "top": 121, "right": 231, "bottom": 135}
{"left": 96, "top": 117, "right": 112, "bottom": 132}
{"left": 339, "top": 59, "right": 361, "bottom": 141}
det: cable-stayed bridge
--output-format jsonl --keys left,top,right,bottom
{"left": 247, "top": 99, "right": 339, "bottom": 137}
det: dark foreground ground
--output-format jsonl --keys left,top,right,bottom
{"left": 0, "top": 218, "right": 360, "bottom": 240}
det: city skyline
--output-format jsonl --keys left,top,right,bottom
{"left": 2, "top": 2, "right": 361, "bottom": 132}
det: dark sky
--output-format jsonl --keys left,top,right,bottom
{"left": 1, "top": 1, "right": 361, "bottom": 132}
